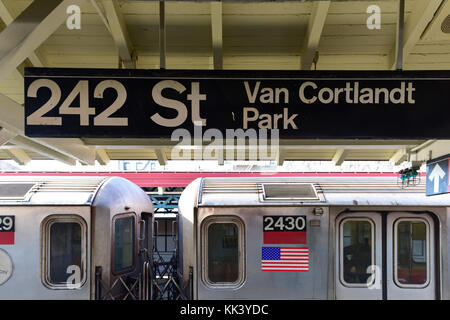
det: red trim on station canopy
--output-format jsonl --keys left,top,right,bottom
{"left": 0, "top": 171, "right": 426, "bottom": 188}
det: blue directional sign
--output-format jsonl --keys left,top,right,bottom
{"left": 426, "top": 155, "right": 450, "bottom": 196}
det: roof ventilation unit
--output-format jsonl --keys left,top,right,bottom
{"left": 0, "top": 183, "right": 36, "bottom": 201}
{"left": 262, "top": 183, "right": 320, "bottom": 201}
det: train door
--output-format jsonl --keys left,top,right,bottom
{"left": 335, "top": 213, "right": 383, "bottom": 299}
{"left": 386, "top": 212, "right": 435, "bottom": 299}
{"left": 335, "top": 212, "right": 437, "bottom": 300}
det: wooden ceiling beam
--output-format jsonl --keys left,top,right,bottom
{"left": 211, "top": 2, "right": 223, "bottom": 70}
{"left": 101, "top": 0, "right": 136, "bottom": 68}
{"left": 0, "top": 0, "right": 82, "bottom": 83}
{"left": 301, "top": 1, "right": 330, "bottom": 70}
{"left": 0, "top": 0, "right": 44, "bottom": 71}
{"left": 0, "top": 93, "right": 95, "bottom": 165}
{"left": 155, "top": 148, "right": 167, "bottom": 166}
{"left": 4, "top": 148, "right": 31, "bottom": 165}
{"left": 388, "top": 0, "right": 443, "bottom": 69}
{"left": 0, "top": 127, "right": 16, "bottom": 146}
{"left": 96, "top": 148, "right": 110, "bottom": 165}
{"left": 389, "top": 149, "right": 407, "bottom": 165}
{"left": 332, "top": 149, "right": 348, "bottom": 166}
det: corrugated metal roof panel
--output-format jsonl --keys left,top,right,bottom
{"left": 198, "top": 176, "right": 438, "bottom": 206}
{"left": 0, "top": 176, "right": 107, "bottom": 205}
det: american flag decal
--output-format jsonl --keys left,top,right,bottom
{"left": 261, "top": 247, "right": 309, "bottom": 272}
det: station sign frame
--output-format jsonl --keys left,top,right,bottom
{"left": 24, "top": 68, "right": 450, "bottom": 139}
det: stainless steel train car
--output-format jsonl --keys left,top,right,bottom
{"left": 0, "top": 176, "right": 153, "bottom": 299}
{"left": 177, "top": 176, "right": 450, "bottom": 300}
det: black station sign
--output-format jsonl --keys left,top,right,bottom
{"left": 24, "top": 68, "right": 450, "bottom": 139}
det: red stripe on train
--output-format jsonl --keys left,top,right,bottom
{"left": 0, "top": 232, "right": 14, "bottom": 245}
{"left": 263, "top": 231, "right": 306, "bottom": 244}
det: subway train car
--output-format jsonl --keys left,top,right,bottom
{"left": 177, "top": 176, "right": 450, "bottom": 300}
{"left": 0, "top": 176, "right": 153, "bottom": 299}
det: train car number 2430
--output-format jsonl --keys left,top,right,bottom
{"left": 263, "top": 216, "right": 306, "bottom": 232}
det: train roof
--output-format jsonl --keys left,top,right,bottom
{"left": 196, "top": 177, "right": 450, "bottom": 207}
{"left": 0, "top": 176, "right": 109, "bottom": 205}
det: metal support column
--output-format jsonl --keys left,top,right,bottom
{"left": 395, "top": 0, "right": 405, "bottom": 70}
{"left": 159, "top": 1, "right": 166, "bottom": 69}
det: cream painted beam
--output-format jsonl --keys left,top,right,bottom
{"left": 159, "top": 1, "right": 166, "bottom": 69}
{"left": 0, "top": 93, "right": 95, "bottom": 165}
{"left": 332, "top": 149, "right": 348, "bottom": 166}
{"left": 211, "top": 2, "right": 223, "bottom": 70}
{"left": 84, "top": 140, "right": 424, "bottom": 150}
{"left": 410, "top": 140, "right": 437, "bottom": 153}
{"left": 96, "top": 148, "right": 110, "bottom": 165}
{"left": 300, "top": 1, "right": 330, "bottom": 70}
{"left": 388, "top": 0, "right": 443, "bottom": 69}
{"left": 101, "top": 0, "right": 135, "bottom": 69}
{"left": 217, "top": 149, "right": 224, "bottom": 166}
{"left": 27, "top": 138, "right": 95, "bottom": 165}
{"left": 155, "top": 148, "right": 167, "bottom": 166}
{"left": 0, "top": 127, "right": 16, "bottom": 146}
{"left": 390, "top": 149, "right": 407, "bottom": 165}
{"left": 0, "top": 0, "right": 84, "bottom": 83}
{"left": 90, "top": 0, "right": 111, "bottom": 33}
{"left": 421, "top": 0, "right": 450, "bottom": 39}
{"left": 0, "top": 0, "right": 44, "bottom": 68}
{"left": 276, "top": 149, "right": 286, "bottom": 166}
{"left": 4, "top": 148, "right": 31, "bottom": 165}
{"left": 0, "top": 95, "right": 24, "bottom": 136}
{"left": 0, "top": 0, "right": 41, "bottom": 83}
{"left": 413, "top": 140, "right": 450, "bottom": 163}
{"left": 10, "top": 135, "right": 76, "bottom": 165}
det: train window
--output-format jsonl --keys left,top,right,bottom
{"left": 202, "top": 217, "right": 245, "bottom": 288}
{"left": 112, "top": 214, "right": 136, "bottom": 274}
{"left": 41, "top": 215, "right": 87, "bottom": 289}
{"left": 208, "top": 224, "right": 238, "bottom": 282}
{"left": 394, "top": 219, "right": 429, "bottom": 287}
{"left": 340, "top": 219, "right": 374, "bottom": 287}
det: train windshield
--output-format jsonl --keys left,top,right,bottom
{"left": 207, "top": 223, "right": 239, "bottom": 283}
{"left": 113, "top": 215, "right": 135, "bottom": 273}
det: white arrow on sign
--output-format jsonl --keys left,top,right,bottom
{"left": 429, "top": 163, "right": 446, "bottom": 193}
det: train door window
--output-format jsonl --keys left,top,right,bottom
{"left": 202, "top": 217, "right": 245, "bottom": 288}
{"left": 340, "top": 219, "right": 374, "bottom": 286}
{"left": 41, "top": 215, "right": 87, "bottom": 289}
{"left": 112, "top": 214, "right": 136, "bottom": 274}
{"left": 155, "top": 218, "right": 177, "bottom": 254}
{"left": 154, "top": 218, "right": 177, "bottom": 276}
{"left": 394, "top": 219, "right": 429, "bottom": 287}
